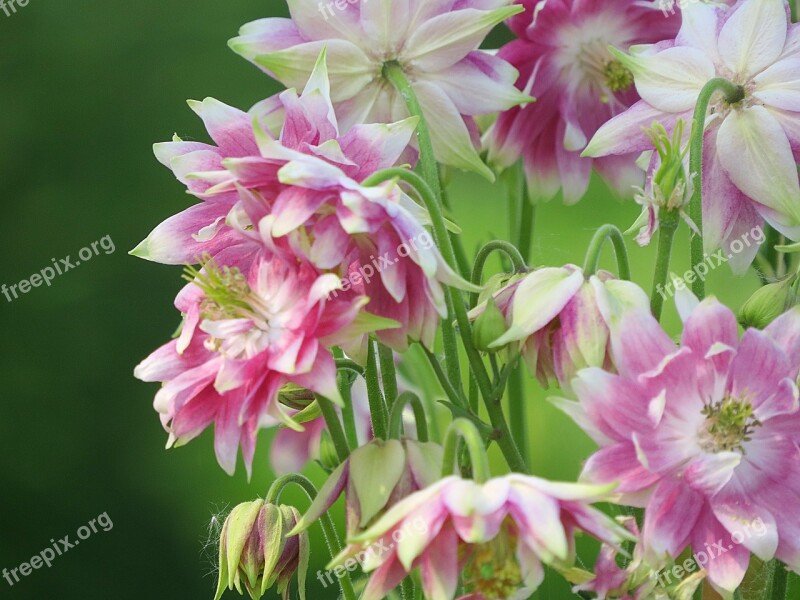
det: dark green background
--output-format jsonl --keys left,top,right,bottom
{"left": 0, "top": 2, "right": 760, "bottom": 599}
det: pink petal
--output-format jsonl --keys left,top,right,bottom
{"left": 643, "top": 478, "right": 704, "bottom": 563}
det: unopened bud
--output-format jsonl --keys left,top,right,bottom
{"left": 739, "top": 278, "right": 795, "bottom": 329}
{"left": 472, "top": 298, "right": 509, "bottom": 353}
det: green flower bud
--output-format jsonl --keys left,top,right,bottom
{"left": 739, "top": 278, "right": 796, "bottom": 329}
{"left": 215, "top": 500, "right": 309, "bottom": 600}
{"left": 472, "top": 298, "right": 509, "bottom": 353}
{"left": 317, "top": 429, "right": 341, "bottom": 472}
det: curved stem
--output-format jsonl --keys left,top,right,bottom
{"left": 383, "top": 61, "right": 442, "bottom": 201}
{"left": 688, "top": 78, "right": 745, "bottom": 299}
{"left": 469, "top": 240, "right": 527, "bottom": 308}
{"left": 364, "top": 168, "right": 529, "bottom": 473}
{"left": 388, "top": 391, "right": 430, "bottom": 442}
{"left": 316, "top": 395, "right": 351, "bottom": 463}
{"left": 365, "top": 340, "right": 388, "bottom": 440}
{"left": 335, "top": 358, "right": 365, "bottom": 377}
{"left": 442, "top": 419, "right": 491, "bottom": 483}
{"left": 266, "top": 474, "right": 357, "bottom": 600}
{"left": 650, "top": 209, "right": 680, "bottom": 321}
{"left": 582, "top": 224, "right": 631, "bottom": 280}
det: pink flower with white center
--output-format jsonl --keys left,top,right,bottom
{"left": 132, "top": 51, "right": 417, "bottom": 266}
{"left": 468, "top": 265, "right": 649, "bottom": 392}
{"left": 333, "top": 475, "right": 630, "bottom": 600}
{"left": 554, "top": 294, "right": 800, "bottom": 597}
{"left": 134, "top": 253, "right": 372, "bottom": 477}
{"left": 484, "top": 0, "right": 680, "bottom": 203}
{"left": 584, "top": 0, "right": 800, "bottom": 272}
{"left": 228, "top": 0, "right": 531, "bottom": 180}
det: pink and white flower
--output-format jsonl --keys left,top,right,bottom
{"left": 554, "top": 294, "right": 800, "bottom": 597}
{"left": 484, "top": 0, "right": 680, "bottom": 203}
{"left": 584, "top": 0, "right": 800, "bottom": 271}
{"left": 134, "top": 253, "right": 374, "bottom": 476}
{"left": 333, "top": 474, "right": 630, "bottom": 600}
{"left": 468, "top": 265, "right": 649, "bottom": 392}
{"left": 229, "top": 0, "right": 531, "bottom": 179}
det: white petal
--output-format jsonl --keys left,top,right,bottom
{"left": 621, "top": 46, "right": 716, "bottom": 113}
{"left": 717, "top": 106, "right": 800, "bottom": 227}
{"left": 718, "top": 0, "right": 787, "bottom": 79}
{"left": 753, "top": 56, "right": 800, "bottom": 111}
{"left": 677, "top": 2, "right": 723, "bottom": 64}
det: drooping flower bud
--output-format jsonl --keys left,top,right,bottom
{"left": 739, "top": 277, "right": 797, "bottom": 329}
{"left": 290, "top": 438, "right": 443, "bottom": 538}
{"left": 472, "top": 298, "right": 508, "bottom": 353}
{"left": 215, "top": 500, "right": 309, "bottom": 600}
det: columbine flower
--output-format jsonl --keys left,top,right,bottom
{"left": 290, "top": 438, "right": 443, "bottom": 539}
{"left": 468, "top": 265, "right": 649, "bottom": 392}
{"left": 134, "top": 254, "right": 377, "bottom": 476}
{"left": 584, "top": 0, "right": 800, "bottom": 272}
{"left": 484, "top": 0, "right": 680, "bottom": 203}
{"left": 553, "top": 293, "right": 800, "bottom": 597}
{"left": 215, "top": 500, "right": 309, "bottom": 600}
{"left": 228, "top": 0, "right": 531, "bottom": 180}
{"left": 332, "top": 475, "right": 630, "bottom": 600}
{"left": 132, "top": 50, "right": 418, "bottom": 266}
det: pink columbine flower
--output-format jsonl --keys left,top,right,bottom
{"left": 468, "top": 265, "right": 649, "bottom": 392}
{"left": 134, "top": 253, "right": 373, "bottom": 476}
{"left": 484, "top": 0, "right": 680, "bottom": 203}
{"left": 228, "top": 0, "right": 531, "bottom": 180}
{"left": 332, "top": 474, "right": 629, "bottom": 600}
{"left": 132, "top": 50, "right": 418, "bottom": 266}
{"left": 554, "top": 293, "right": 800, "bottom": 597}
{"left": 584, "top": 0, "right": 800, "bottom": 271}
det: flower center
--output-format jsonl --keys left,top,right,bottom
{"left": 699, "top": 395, "right": 761, "bottom": 454}
{"left": 185, "top": 259, "right": 253, "bottom": 321}
{"left": 463, "top": 535, "right": 523, "bottom": 600}
{"left": 603, "top": 60, "right": 634, "bottom": 93}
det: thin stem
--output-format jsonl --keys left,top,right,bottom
{"left": 442, "top": 419, "right": 491, "bottom": 483}
{"left": 316, "top": 395, "right": 351, "bottom": 463}
{"left": 688, "top": 78, "right": 745, "bottom": 299}
{"left": 469, "top": 240, "right": 528, "bottom": 307}
{"left": 423, "top": 346, "right": 466, "bottom": 409}
{"left": 335, "top": 358, "right": 365, "bottom": 377}
{"left": 334, "top": 349, "right": 360, "bottom": 450}
{"left": 266, "top": 474, "right": 357, "bottom": 600}
{"left": 383, "top": 61, "right": 442, "bottom": 201}
{"left": 378, "top": 343, "right": 399, "bottom": 407}
{"left": 365, "top": 340, "right": 389, "bottom": 440}
{"left": 364, "top": 168, "right": 529, "bottom": 473}
{"left": 507, "top": 368, "right": 528, "bottom": 469}
{"left": 582, "top": 224, "right": 631, "bottom": 280}
{"left": 517, "top": 194, "right": 535, "bottom": 262}
{"left": 651, "top": 209, "right": 680, "bottom": 321}
{"left": 401, "top": 578, "right": 415, "bottom": 600}
{"left": 388, "top": 391, "right": 430, "bottom": 442}
{"left": 771, "top": 561, "right": 789, "bottom": 600}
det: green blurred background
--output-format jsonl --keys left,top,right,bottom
{"left": 0, "top": 2, "right": 762, "bottom": 599}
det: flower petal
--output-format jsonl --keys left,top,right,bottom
{"left": 718, "top": 0, "right": 787, "bottom": 80}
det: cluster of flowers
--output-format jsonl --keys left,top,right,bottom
{"left": 134, "top": 0, "right": 800, "bottom": 599}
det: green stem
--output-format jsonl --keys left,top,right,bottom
{"left": 334, "top": 350, "right": 360, "bottom": 450}
{"left": 507, "top": 368, "right": 528, "bottom": 468}
{"left": 442, "top": 419, "right": 491, "bottom": 482}
{"left": 688, "top": 78, "right": 745, "bottom": 299}
{"left": 382, "top": 61, "right": 442, "bottom": 201}
{"left": 651, "top": 209, "right": 680, "bottom": 321}
{"left": 517, "top": 194, "right": 535, "bottom": 262}
{"left": 335, "top": 358, "right": 365, "bottom": 377}
{"left": 365, "top": 340, "right": 388, "bottom": 440}
{"left": 469, "top": 240, "right": 528, "bottom": 307}
{"left": 378, "top": 343, "right": 399, "bottom": 407}
{"left": 401, "top": 578, "right": 415, "bottom": 600}
{"left": 388, "top": 391, "right": 430, "bottom": 442}
{"left": 265, "top": 474, "right": 357, "bottom": 600}
{"left": 422, "top": 346, "right": 466, "bottom": 409}
{"left": 771, "top": 561, "right": 789, "bottom": 600}
{"left": 364, "top": 168, "right": 528, "bottom": 473}
{"left": 316, "top": 395, "right": 351, "bottom": 464}
{"left": 582, "top": 224, "right": 631, "bottom": 280}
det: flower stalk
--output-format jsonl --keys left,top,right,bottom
{"left": 583, "top": 224, "right": 632, "bottom": 280}
{"left": 651, "top": 208, "right": 680, "bottom": 320}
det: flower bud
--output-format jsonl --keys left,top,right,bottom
{"left": 317, "top": 429, "right": 341, "bottom": 471}
{"left": 215, "top": 500, "right": 309, "bottom": 600}
{"left": 277, "top": 383, "right": 316, "bottom": 411}
{"left": 472, "top": 298, "right": 509, "bottom": 352}
{"left": 739, "top": 278, "right": 796, "bottom": 329}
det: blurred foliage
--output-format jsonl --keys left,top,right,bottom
{"left": 0, "top": 2, "right": 766, "bottom": 599}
